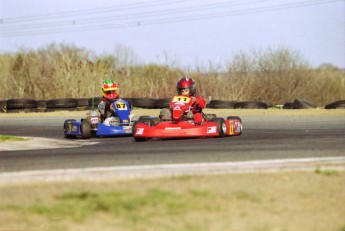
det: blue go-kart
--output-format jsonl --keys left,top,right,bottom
{"left": 63, "top": 99, "right": 134, "bottom": 139}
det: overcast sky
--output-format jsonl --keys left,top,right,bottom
{"left": 0, "top": 0, "right": 344, "bottom": 68}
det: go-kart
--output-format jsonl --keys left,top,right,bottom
{"left": 132, "top": 95, "right": 242, "bottom": 141}
{"left": 64, "top": 99, "right": 133, "bottom": 139}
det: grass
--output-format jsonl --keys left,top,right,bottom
{"left": 0, "top": 171, "right": 344, "bottom": 231}
{"left": 0, "top": 134, "right": 28, "bottom": 142}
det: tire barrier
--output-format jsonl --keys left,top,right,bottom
{"left": 325, "top": 100, "right": 345, "bottom": 109}
{"left": 282, "top": 98, "right": 319, "bottom": 109}
{"left": 207, "top": 100, "right": 237, "bottom": 109}
{"left": 7, "top": 99, "right": 37, "bottom": 110}
{"left": 0, "top": 100, "right": 7, "bottom": 113}
{"left": 88, "top": 97, "right": 102, "bottom": 108}
{"left": 283, "top": 102, "right": 296, "bottom": 109}
{"left": 36, "top": 100, "right": 47, "bottom": 109}
{"left": 155, "top": 98, "right": 171, "bottom": 109}
{"left": 0, "top": 97, "right": 344, "bottom": 113}
{"left": 6, "top": 99, "right": 38, "bottom": 112}
{"left": 76, "top": 98, "right": 89, "bottom": 107}
{"left": 132, "top": 98, "right": 158, "bottom": 109}
{"left": 293, "top": 98, "right": 318, "bottom": 109}
{"left": 46, "top": 98, "right": 78, "bottom": 109}
{"left": 234, "top": 101, "right": 268, "bottom": 109}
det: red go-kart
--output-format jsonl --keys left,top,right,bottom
{"left": 132, "top": 95, "right": 242, "bottom": 141}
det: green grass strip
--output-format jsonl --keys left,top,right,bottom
{"left": 0, "top": 135, "right": 28, "bottom": 142}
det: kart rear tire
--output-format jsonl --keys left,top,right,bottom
{"left": 227, "top": 116, "right": 243, "bottom": 135}
{"left": 138, "top": 116, "right": 155, "bottom": 126}
{"left": 227, "top": 116, "right": 242, "bottom": 122}
{"left": 132, "top": 121, "right": 148, "bottom": 142}
{"left": 212, "top": 118, "right": 226, "bottom": 138}
{"left": 205, "top": 113, "right": 217, "bottom": 121}
{"left": 64, "top": 119, "right": 77, "bottom": 138}
{"left": 81, "top": 120, "right": 91, "bottom": 139}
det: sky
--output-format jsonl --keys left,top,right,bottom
{"left": 0, "top": 0, "right": 344, "bottom": 69}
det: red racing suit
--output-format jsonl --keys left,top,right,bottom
{"left": 191, "top": 96, "right": 206, "bottom": 123}
{"left": 169, "top": 95, "right": 206, "bottom": 123}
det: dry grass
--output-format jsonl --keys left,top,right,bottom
{"left": 0, "top": 171, "right": 344, "bottom": 231}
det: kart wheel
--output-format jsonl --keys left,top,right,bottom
{"left": 64, "top": 119, "right": 76, "bottom": 139}
{"left": 132, "top": 121, "right": 147, "bottom": 142}
{"left": 81, "top": 120, "right": 91, "bottom": 139}
{"left": 227, "top": 116, "right": 243, "bottom": 135}
{"left": 212, "top": 118, "right": 226, "bottom": 137}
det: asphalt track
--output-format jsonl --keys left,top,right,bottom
{"left": 0, "top": 113, "right": 345, "bottom": 173}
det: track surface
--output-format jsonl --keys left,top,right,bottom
{"left": 0, "top": 114, "right": 344, "bottom": 172}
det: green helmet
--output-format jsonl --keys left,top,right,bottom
{"left": 102, "top": 79, "right": 119, "bottom": 100}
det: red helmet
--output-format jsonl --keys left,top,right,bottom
{"left": 176, "top": 77, "right": 196, "bottom": 96}
{"left": 102, "top": 79, "right": 119, "bottom": 100}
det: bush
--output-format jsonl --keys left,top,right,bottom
{"left": 0, "top": 44, "right": 344, "bottom": 107}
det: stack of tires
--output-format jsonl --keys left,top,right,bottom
{"left": 283, "top": 98, "right": 318, "bottom": 109}
{"left": 6, "top": 99, "right": 39, "bottom": 113}
{"left": 325, "top": 100, "right": 345, "bottom": 109}
{"left": 207, "top": 100, "right": 268, "bottom": 109}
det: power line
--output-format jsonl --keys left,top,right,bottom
{"left": 1, "top": 0, "right": 274, "bottom": 25}
{"left": 0, "top": 0, "right": 275, "bottom": 30}
{"left": 1, "top": 0, "right": 187, "bottom": 23}
{"left": 0, "top": 0, "right": 343, "bottom": 37}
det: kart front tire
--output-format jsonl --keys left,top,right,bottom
{"left": 64, "top": 119, "right": 76, "bottom": 139}
{"left": 81, "top": 120, "right": 91, "bottom": 139}
{"left": 212, "top": 118, "right": 226, "bottom": 138}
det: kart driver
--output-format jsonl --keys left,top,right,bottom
{"left": 98, "top": 79, "right": 121, "bottom": 123}
{"left": 160, "top": 77, "right": 206, "bottom": 124}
